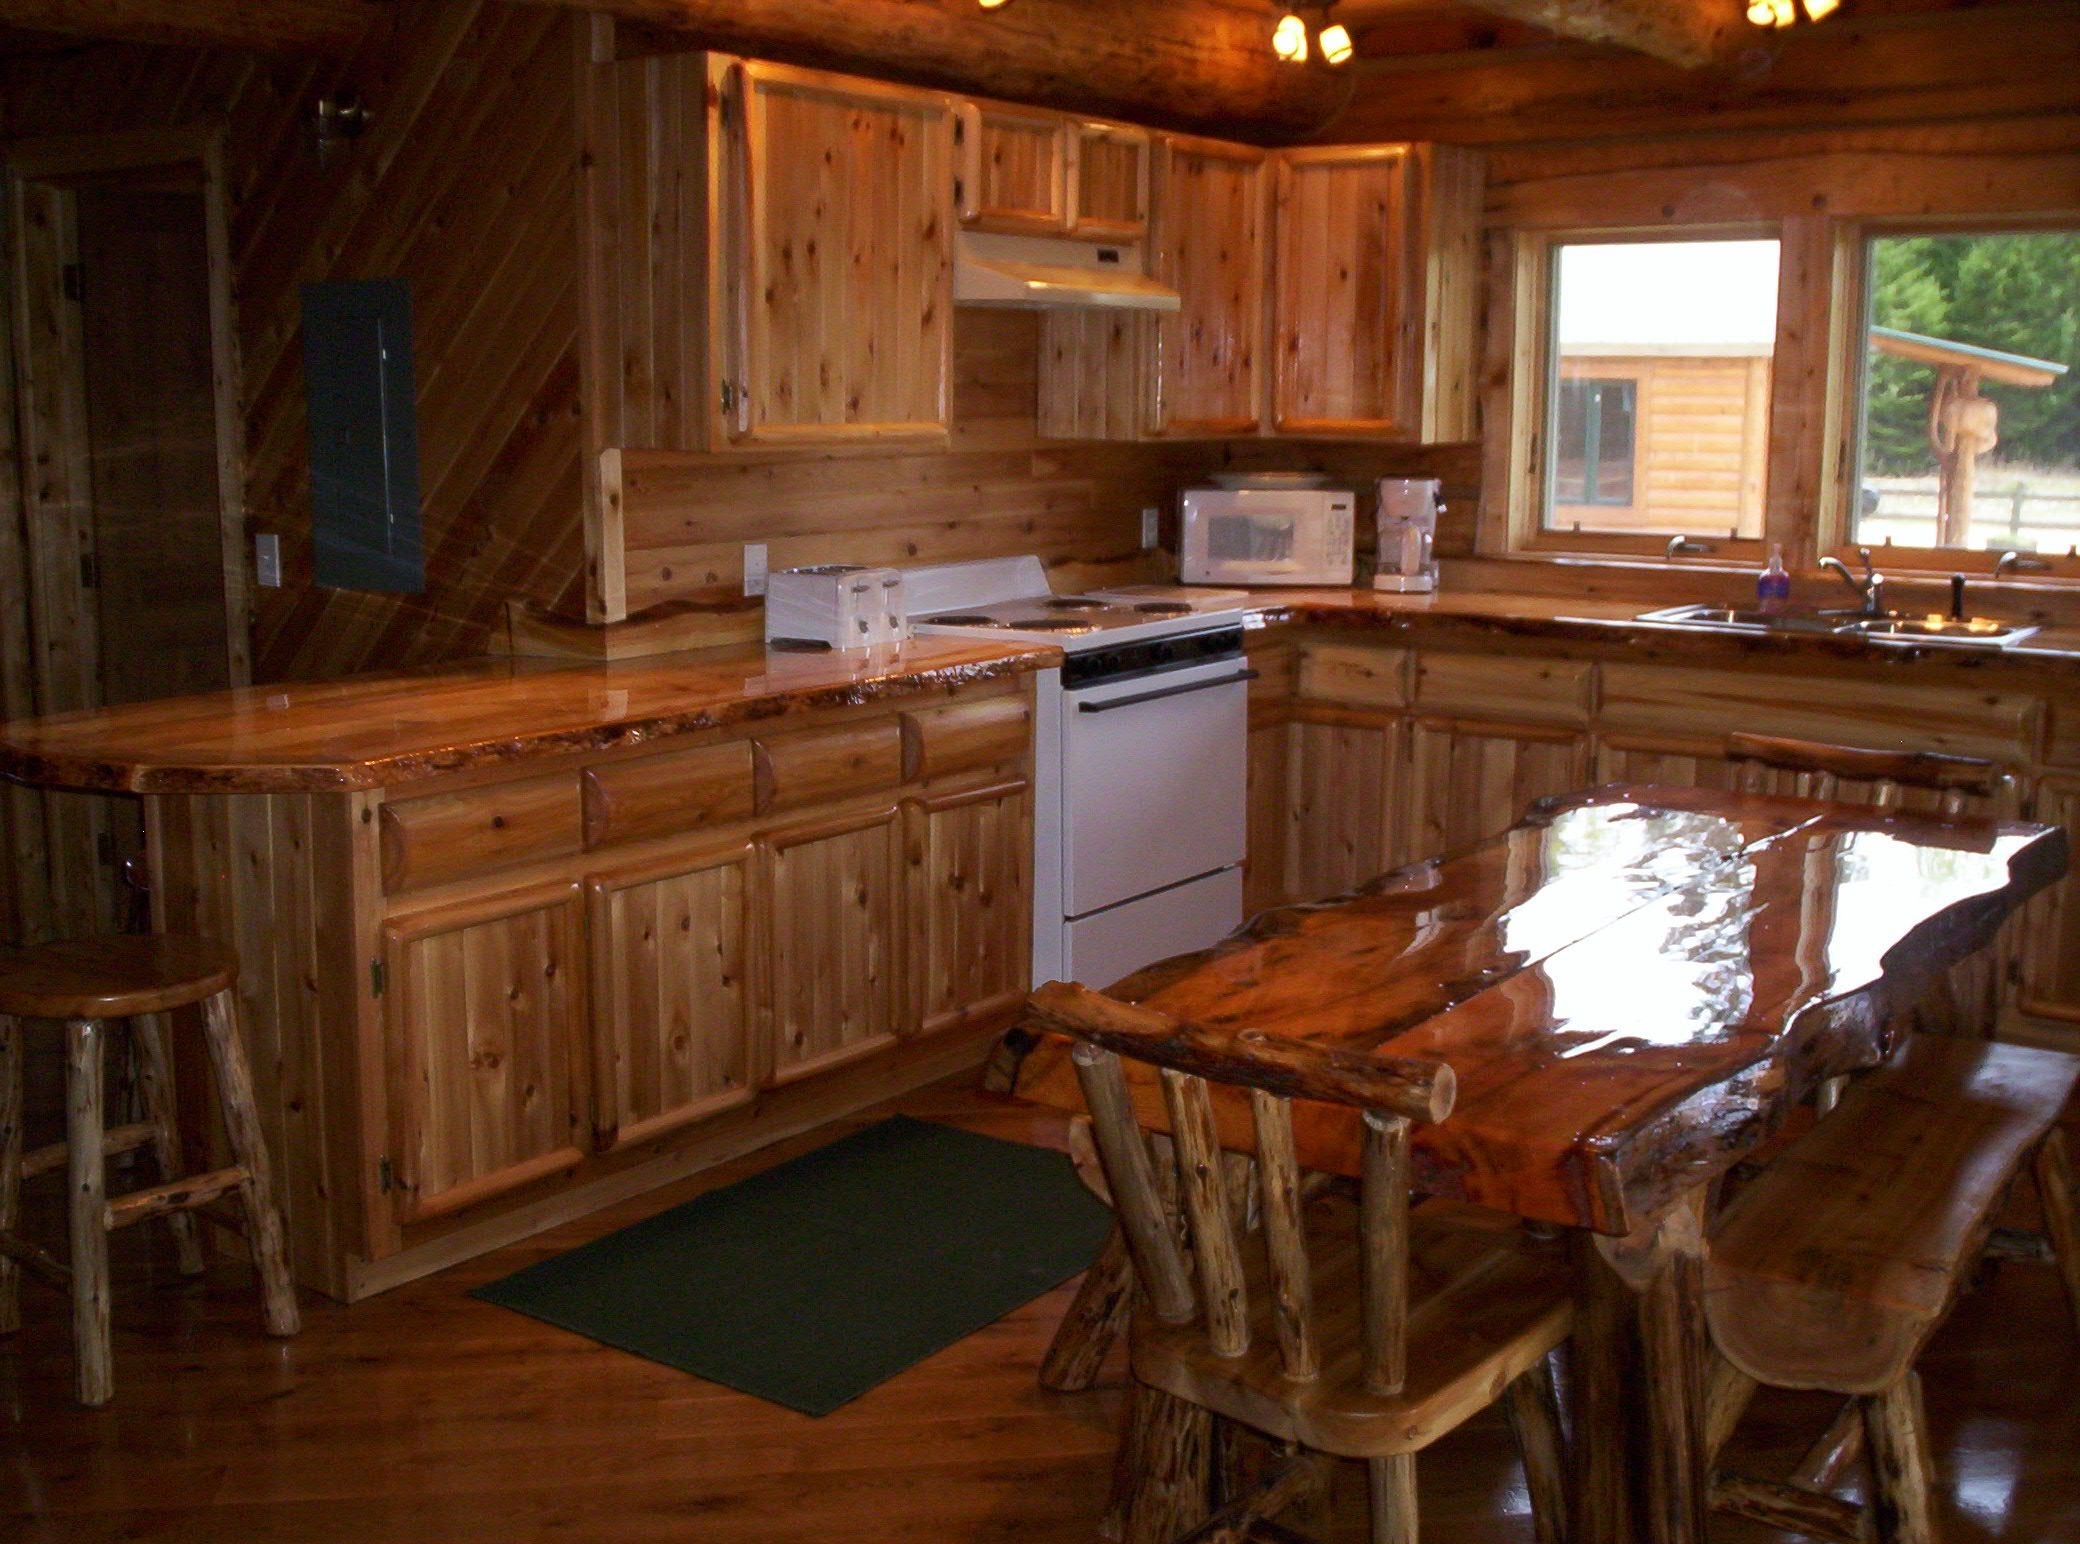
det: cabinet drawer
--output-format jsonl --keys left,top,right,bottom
{"left": 582, "top": 741, "right": 756, "bottom": 850}
{"left": 1414, "top": 653, "right": 1594, "bottom": 727}
{"left": 1297, "top": 644, "right": 1410, "bottom": 710}
{"left": 900, "top": 696, "right": 1031, "bottom": 781}
{"left": 1599, "top": 663, "right": 2038, "bottom": 764}
{"left": 380, "top": 774, "right": 583, "bottom": 893}
{"left": 753, "top": 719, "right": 904, "bottom": 813}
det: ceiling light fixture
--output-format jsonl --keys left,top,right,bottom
{"left": 1273, "top": 6, "right": 1354, "bottom": 66}
{"left": 1746, "top": 0, "right": 1838, "bottom": 27}
{"left": 978, "top": 0, "right": 1013, "bottom": 9}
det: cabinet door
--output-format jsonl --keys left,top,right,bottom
{"left": 381, "top": 881, "right": 587, "bottom": 1224}
{"left": 957, "top": 102, "right": 1071, "bottom": 234}
{"left": 586, "top": 841, "right": 759, "bottom": 1153}
{"left": 1406, "top": 717, "right": 1591, "bottom": 864}
{"left": 725, "top": 62, "right": 954, "bottom": 445}
{"left": 1150, "top": 136, "right": 1267, "bottom": 437}
{"left": 1069, "top": 121, "right": 1150, "bottom": 240}
{"left": 1284, "top": 711, "right": 1406, "bottom": 904}
{"left": 906, "top": 778, "right": 1031, "bottom": 1036}
{"left": 1270, "top": 144, "right": 1421, "bottom": 437}
{"left": 765, "top": 805, "right": 906, "bottom": 1082}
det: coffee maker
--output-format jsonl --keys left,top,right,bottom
{"left": 1372, "top": 477, "right": 1441, "bottom": 593}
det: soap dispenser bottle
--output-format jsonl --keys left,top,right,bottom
{"left": 1757, "top": 542, "right": 1791, "bottom": 614}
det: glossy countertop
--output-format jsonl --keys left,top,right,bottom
{"left": 1244, "top": 586, "right": 2080, "bottom": 670}
{"left": 1014, "top": 784, "right": 2068, "bottom": 1234}
{"left": 0, "top": 636, "right": 1060, "bottom": 795}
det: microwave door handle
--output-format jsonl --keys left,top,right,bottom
{"left": 1076, "top": 669, "right": 1258, "bottom": 714}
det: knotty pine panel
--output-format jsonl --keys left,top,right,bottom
{"left": 618, "top": 309, "right": 1206, "bottom": 612}
{"left": 2, "top": 3, "right": 587, "bottom": 683}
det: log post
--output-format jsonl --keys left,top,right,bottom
{"left": 1161, "top": 1068, "right": 1248, "bottom": 1358}
{"left": 1037, "top": 1223, "right": 1133, "bottom": 1392}
{"left": 1503, "top": 1356, "right": 1570, "bottom": 1544}
{"left": 65, "top": 1018, "right": 112, "bottom": 1406}
{"left": 1360, "top": 1110, "right": 1411, "bottom": 1398}
{"left": 1249, "top": 1087, "right": 1317, "bottom": 1382}
{"left": 1123, "top": 1382, "right": 1214, "bottom": 1544}
{"left": 200, "top": 991, "right": 299, "bottom": 1337}
{"left": 1862, "top": 1372, "right": 1937, "bottom": 1544}
{"left": 1073, "top": 1043, "right": 1195, "bottom": 1325}
{"left": 129, "top": 1012, "right": 205, "bottom": 1276}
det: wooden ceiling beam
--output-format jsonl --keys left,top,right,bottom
{"left": 510, "top": 0, "right": 1330, "bottom": 138}
{"left": 0, "top": 0, "right": 379, "bottom": 54}
{"left": 1450, "top": 0, "right": 1750, "bottom": 67}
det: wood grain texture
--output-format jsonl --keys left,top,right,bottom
{"left": 905, "top": 776, "right": 1029, "bottom": 1037}
{"left": 765, "top": 803, "right": 904, "bottom": 1084}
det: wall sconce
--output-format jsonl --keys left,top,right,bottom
{"left": 1273, "top": 6, "right": 1354, "bottom": 65}
{"left": 1747, "top": 0, "right": 1838, "bottom": 27}
{"left": 309, "top": 92, "right": 371, "bottom": 162}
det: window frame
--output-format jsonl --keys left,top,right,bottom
{"left": 1488, "top": 224, "right": 1784, "bottom": 567}
{"left": 1824, "top": 214, "right": 2080, "bottom": 582}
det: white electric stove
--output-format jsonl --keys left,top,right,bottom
{"left": 905, "top": 558, "right": 1255, "bottom": 990}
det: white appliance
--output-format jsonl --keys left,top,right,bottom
{"left": 764, "top": 564, "right": 909, "bottom": 649}
{"left": 1373, "top": 477, "right": 1442, "bottom": 594}
{"left": 905, "top": 557, "right": 1254, "bottom": 990}
{"left": 1179, "top": 485, "right": 1356, "bottom": 587}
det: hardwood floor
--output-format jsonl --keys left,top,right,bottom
{"left": 3, "top": 1072, "right": 2075, "bottom": 1543}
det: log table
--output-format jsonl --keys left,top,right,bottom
{"left": 1011, "top": 784, "right": 2069, "bottom": 1543}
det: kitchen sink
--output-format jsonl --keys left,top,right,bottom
{"left": 1636, "top": 602, "right": 2037, "bottom": 648}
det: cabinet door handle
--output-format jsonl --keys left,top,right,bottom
{"left": 1075, "top": 669, "right": 1256, "bottom": 714}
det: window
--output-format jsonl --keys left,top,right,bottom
{"left": 1851, "top": 230, "right": 2080, "bottom": 557}
{"left": 1538, "top": 238, "right": 1780, "bottom": 543}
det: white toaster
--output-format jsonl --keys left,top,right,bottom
{"left": 764, "top": 565, "right": 910, "bottom": 650}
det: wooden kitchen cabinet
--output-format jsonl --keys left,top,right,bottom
{"left": 957, "top": 101, "right": 1072, "bottom": 234}
{"left": 585, "top": 840, "right": 760, "bottom": 1153}
{"left": 581, "top": 52, "right": 955, "bottom": 455}
{"left": 1149, "top": 135, "right": 1269, "bottom": 437}
{"left": 1069, "top": 121, "right": 1151, "bottom": 240}
{"left": 380, "top": 881, "right": 589, "bottom": 1225}
{"left": 1270, "top": 143, "right": 1483, "bottom": 441}
{"left": 906, "top": 776, "right": 1031, "bottom": 1037}
{"left": 765, "top": 803, "right": 908, "bottom": 1083}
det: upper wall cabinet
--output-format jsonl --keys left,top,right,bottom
{"left": 954, "top": 105, "right": 1150, "bottom": 241}
{"left": 1270, "top": 144, "right": 1482, "bottom": 441}
{"left": 580, "top": 54, "right": 954, "bottom": 456}
{"left": 1038, "top": 136, "right": 1481, "bottom": 443}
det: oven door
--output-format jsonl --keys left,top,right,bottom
{"left": 1060, "top": 650, "right": 1250, "bottom": 919}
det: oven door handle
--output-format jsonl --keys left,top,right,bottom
{"left": 1075, "top": 668, "right": 1257, "bottom": 714}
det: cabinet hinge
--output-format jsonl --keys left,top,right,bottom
{"left": 719, "top": 378, "right": 737, "bottom": 414}
{"left": 371, "top": 957, "right": 386, "bottom": 997}
{"left": 952, "top": 176, "right": 964, "bottom": 209}
{"left": 377, "top": 1156, "right": 394, "bottom": 1194}
{"left": 62, "top": 261, "right": 84, "bottom": 304}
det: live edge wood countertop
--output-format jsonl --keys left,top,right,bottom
{"left": 0, "top": 636, "right": 1062, "bottom": 795}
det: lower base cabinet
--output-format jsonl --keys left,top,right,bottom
{"left": 768, "top": 805, "right": 908, "bottom": 1084}
{"left": 907, "top": 777, "right": 1031, "bottom": 1035}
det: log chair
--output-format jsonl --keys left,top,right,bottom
{"left": 1703, "top": 1033, "right": 2080, "bottom": 1544}
{"left": 0, "top": 935, "right": 300, "bottom": 1406}
{"left": 1030, "top": 979, "right": 1574, "bottom": 1544}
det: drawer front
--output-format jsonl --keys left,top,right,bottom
{"left": 753, "top": 718, "right": 904, "bottom": 814}
{"left": 1599, "top": 663, "right": 2039, "bottom": 765}
{"left": 900, "top": 696, "right": 1031, "bottom": 781}
{"left": 1414, "top": 652, "right": 1594, "bottom": 727}
{"left": 1296, "top": 643, "right": 1410, "bottom": 710}
{"left": 380, "top": 774, "right": 583, "bottom": 893}
{"left": 582, "top": 740, "right": 757, "bottom": 850}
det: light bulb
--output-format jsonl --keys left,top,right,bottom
{"left": 1772, "top": 0, "right": 1796, "bottom": 22}
{"left": 1746, "top": 0, "right": 1775, "bottom": 22}
{"left": 1318, "top": 23, "right": 1353, "bottom": 65}
{"left": 978, "top": 0, "right": 1012, "bottom": 8}
{"left": 1802, "top": 0, "right": 1840, "bottom": 17}
{"left": 1272, "top": 13, "right": 1309, "bottom": 62}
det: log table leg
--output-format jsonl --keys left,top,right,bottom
{"left": 1567, "top": 1232, "right": 1639, "bottom": 1544}
{"left": 1587, "top": 1196, "right": 1712, "bottom": 1544}
{"left": 1039, "top": 1220, "right": 1133, "bottom": 1392}
{"left": 1122, "top": 1380, "right": 1214, "bottom": 1544}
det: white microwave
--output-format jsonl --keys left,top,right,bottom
{"left": 1179, "top": 487, "right": 1356, "bottom": 587}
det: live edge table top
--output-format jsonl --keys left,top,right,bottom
{"left": 1014, "top": 786, "right": 2069, "bottom": 1236}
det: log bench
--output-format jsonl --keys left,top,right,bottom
{"left": 1703, "top": 1033, "right": 2080, "bottom": 1543}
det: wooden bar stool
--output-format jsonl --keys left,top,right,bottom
{"left": 0, "top": 935, "right": 299, "bottom": 1406}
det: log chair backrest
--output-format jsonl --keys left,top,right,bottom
{"left": 1725, "top": 731, "right": 2014, "bottom": 819}
{"left": 1026, "top": 979, "right": 1456, "bottom": 1396}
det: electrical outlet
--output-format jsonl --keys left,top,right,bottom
{"left": 255, "top": 532, "right": 283, "bottom": 588}
{"left": 743, "top": 542, "right": 769, "bottom": 597}
{"left": 1141, "top": 507, "right": 1160, "bottom": 548}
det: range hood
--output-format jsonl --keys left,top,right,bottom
{"left": 954, "top": 231, "right": 1180, "bottom": 313}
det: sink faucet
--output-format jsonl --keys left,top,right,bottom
{"left": 1818, "top": 547, "right": 1887, "bottom": 617}
{"left": 1994, "top": 550, "right": 2050, "bottom": 579}
{"left": 1665, "top": 535, "right": 1714, "bottom": 560}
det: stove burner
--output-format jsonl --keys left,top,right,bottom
{"left": 1043, "top": 598, "right": 1099, "bottom": 610}
{"left": 923, "top": 613, "right": 1007, "bottom": 627}
{"left": 1021, "top": 617, "right": 1098, "bottom": 632}
{"left": 1134, "top": 602, "right": 1192, "bottom": 615}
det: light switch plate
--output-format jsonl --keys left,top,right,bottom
{"left": 255, "top": 532, "right": 283, "bottom": 588}
{"left": 1141, "top": 507, "right": 1160, "bottom": 548}
{"left": 743, "top": 542, "right": 768, "bottom": 597}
